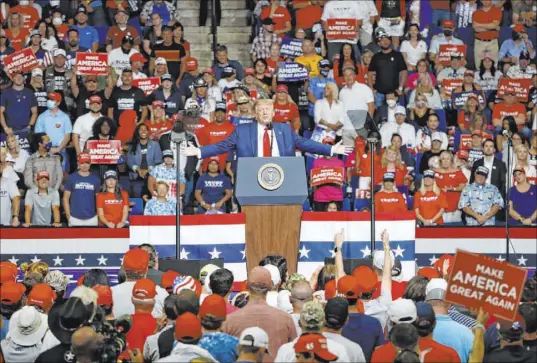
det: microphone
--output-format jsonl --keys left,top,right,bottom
{"left": 502, "top": 130, "right": 512, "bottom": 140}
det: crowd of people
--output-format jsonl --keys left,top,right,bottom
{"left": 1, "top": 232, "right": 536, "bottom": 362}
{"left": 0, "top": 0, "right": 537, "bottom": 226}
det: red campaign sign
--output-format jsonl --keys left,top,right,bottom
{"left": 497, "top": 78, "right": 532, "bottom": 102}
{"left": 460, "top": 133, "right": 492, "bottom": 150}
{"left": 326, "top": 19, "right": 358, "bottom": 40}
{"left": 86, "top": 140, "right": 122, "bottom": 164}
{"left": 75, "top": 53, "right": 108, "bottom": 76}
{"left": 442, "top": 79, "right": 464, "bottom": 98}
{"left": 445, "top": 250, "right": 527, "bottom": 321}
{"left": 132, "top": 77, "right": 161, "bottom": 96}
{"left": 310, "top": 167, "right": 345, "bottom": 187}
{"left": 437, "top": 44, "right": 467, "bottom": 66}
{"left": 3, "top": 48, "right": 39, "bottom": 75}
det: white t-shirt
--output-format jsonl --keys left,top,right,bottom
{"left": 339, "top": 82, "right": 374, "bottom": 130}
{"left": 0, "top": 177, "right": 19, "bottom": 226}
{"left": 275, "top": 334, "right": 350, "bottom": 363}
{"left": 356, "top": 0, "right": 378, "bottom": 35}
{"left": 400, "top": 40, "right": 428, "bottom": 66}
{"left": 109, "top": 48, "right": 140, "bottom": 75}
{"left": 6, "top": 149, "right": 29, "bottom": 173}
{"left": 321, "top": 1, "right": 364, "bottom": 44}
{"left": 72, "top": 112, "right": 103, "bottom": 151}
{"left": 380, "top": 121, "right": 416, "bottom": 148}
{"left": 217, "top": 78, "right": 241, "bottom": 93}
{"left": 474, "top": 70, "right": 503, "bottom": 92}
{"left": 111, "top": 280, "right": 169, "bottom": 318}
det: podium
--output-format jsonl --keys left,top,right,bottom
{"left": 236, "top": 157, "right": 307, "bottom": 274}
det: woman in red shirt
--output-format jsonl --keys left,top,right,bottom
{"left": 260, "top": 0, "right": 292, "bottom": 36}
{"left": 352, "top": 139, "right": 382, "bottom": 190}
{"left": 457, "top": 94, "right": 484, "bottom": 131}
{"left": 96, "top": 170, "right": 130, "bottom": 228}
{"left": 375, "top": 172, "right": 407, "bottom": 213}
{"left": 434, "top": 150, "right": 468, "bottom": 223}
{"left": 414, "top": 170, "right": 449, "bottom": 226}
{"left": 145, "top": 100, "right": 173, "bottom": 141}
{"left": 265, "top": 43, "right": 283, "bottom": 75}
{"left": 332, "top": 43, "right": 366, "bottom": 86}
{"left": 272, "top": 84, "right": 300, "bottom": 132}
{"left": 5, "top": 12, "right": 29, "bottom": 51}
{"left": 375, "top": 146, "right": 409, "bottom": 186}
{"left": 173, "top": 23, "right": 190, "bottom": 57}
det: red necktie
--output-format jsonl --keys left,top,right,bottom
{"left": 263, "top": 127, "right": 271, "bottom": 157}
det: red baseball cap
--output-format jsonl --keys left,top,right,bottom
{"left": 244, "top": 67, "right": 255, "bottom": 76}
{"left": 36, "top": 171, "right": 50, "bottom": 180}
{"left": 276, "top": 84, "right": 288, "bottom": 93}
{"left": 0, "top": 281, "right": 26, "bottom": 305}
{"left": 152, "top": 100, "right": 165, "bottom": 108}
{"left": 185, "top": 57, "right": 198, "bottom": 71}
{"left": 352, "top": 265, "right": 378, "bottom": 293}
{"left": 78, "top": 152, "right": 91, "bottom": 164}
{"left": 28, "top": 283, "right": 57, "bottom": 311}
{"left": 48, "top": 92, "right": 62, "bottom": 103}
{"left": 417, "top": 267, "right": 441, "bottom": 280}
{"left": 93, "top": 285, "right": 113, "bottom": 307}
{"left": 456, "top": 149, "right": 469, "bottom": 160}
{"left": 89, "top": 95, "right": 102, "bottom": 104}
{"left": 324, "top": 279, "right": 337, "bottom": 299}
{"left": 130, "top": 53, "right": 147, "bottom": 63}
{"left": 442, "top": 19, "right": 455, "bottom": 29}
{"left": 294, "top": 334, "right": 338, "bottom": 362}
{"left": 201, "top": 67, "right": 214, "bottom": 75}
{"left": 0, "top": 261, "right": 18, "bottom": 284}
{"left": 123, "top": 248, "right": 150, "bottom": 272}
{"left": 199, "top": 294, "right": 227, "bottom": 320}
{"left": 337, "top": 275, "right": 361, "bottom": 299}
{"left": 175, "top": 312, "right": 202, "bottom": 341}
{"left": 513, "top": 24, "right": 526, "bottom": 33}
{"left": 471, "top": 129, "right": 483, "bottom": 137}
{"left": 77, "top": 275, "right": 85, "bottom": 286}
{"left": 132, "top": 278, "right": 157, "bottom": 299}
{"left": 161, "top": 270, "right": 180, "bottom": 292}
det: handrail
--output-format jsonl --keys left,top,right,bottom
{"left": 211, "top": 0, "right": 218, "bottom": 66}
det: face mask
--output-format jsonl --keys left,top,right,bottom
{"left": 52, "top": 17, "right": 62, "bottom": 26}
{"left": 443, "top": 30, "right": 453, "bottom": 37}
{"left": 19, "top": 0, "right": 29, "bottom": 6}
{"left": 320, "top": 69, "right": 330, "bottom": 78}
{"left": 387, "top": 99, "right": 396, "bottom": 107}
{"left": 512, "top": 33, "right": 521, "bottom": 41}
{"left": 44, "top": 142, "right": 52, "bottom": 151}
{"left": 46, "top": 100, "right": 57, "bottom": 110}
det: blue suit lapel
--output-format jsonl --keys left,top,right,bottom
{"left": 273, "top": 123, "right": 285, "bottom": 156}
{"left": 250, "top": 122, "right": 257, "bottom": 157}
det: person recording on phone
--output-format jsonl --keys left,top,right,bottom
{"left": 181, "top": 99, "right": 352, "bottom": 159}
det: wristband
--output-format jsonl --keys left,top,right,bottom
{"left": 474, "top": 324, "right": 485, "bottom": 331}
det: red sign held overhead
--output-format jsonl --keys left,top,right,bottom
{"left": 86, "top": 140, "right": 122, "bottom": 164}
{"left": 445, "top": 249, "right": 527, "bottom": 321}
{"left": 133, "top": 77, "right": 161, "bottom": 96}
{"left": 75, "top": 53, "right": 108, "bottom": 76}
{"left": 3, "top": 48, "right": 39, "bottom": 75}
{"left": 437, "top": 44, "right": 467, "bottom": 66}
{"left": 310, "top": 167, "right": 345, "bottom": 187}
{"left": 326, "top": 19, "right": 358, "bottom": 40}
{"left": 497, "top": 78, "right": 532, "bottom": 102}
{"left": 442, "top": 79, "right": 464, "bottom": 98}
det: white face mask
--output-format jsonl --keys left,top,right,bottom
{"left": 52, "top": 17, "right": 62, "bottom": 26}
{"left": 50, "top": 0, "right": 60, "bottom": 6}
{"left": 387, "top": 99, "right": 396, "bottom": 107}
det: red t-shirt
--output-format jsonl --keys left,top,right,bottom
{"left": 126, "top": 312, "right": 157, "bottom": 352}
{"left": 266, "top": 57, "right": 283, "bottom": 75}
{"left": 333, "top": 61, "right": 367, "bottom": 86}
{"left": 106, "top": 25, "right": 141, "bottom": 48}
{"left": 5, "top": 28, "right": 30, "bottom": 51}
{"left": 372, "top": 338, "right": 461, "bottom": 363}
{"left": 375, "top": 191, "right": 407, "bottom": 213}
{"left": 261, "top": 6, "right": 291, "bottom": 33}
{"left": 96, "top": 190, "right": 129, "bottom": 225}
{"left": 144, "top": 120, "right": 173, "bottom": 141}
{"left": 414, "top": 190, "right": 449, "bottom": 225}
{"left": 372, "top": 281, "right": 407, "bottom": 300}
{"left": 55, "top": 24, "right": 69, "bottom": 41}
{"left": 492, "top": 103, "right": 527, "bottom": 126}
{"left": 9, "top": 6, "right": 39, "bottom": 30}
{"left": 293, "top": 1, "right": 323, "bottom": 30}
{"left": 273, "top": 102, "right": 300, "bottom": 130}
{"left": 472, "top": 7, "right": 502, "bottom": 40}
{"left": 374, "top": 165, "right": 409, "bottom": 185}
{"left": 435, "top": 170, "right": 467, "bottom": 212}
{"left": 199, "top": 121, "right": 235, "bottom": 171}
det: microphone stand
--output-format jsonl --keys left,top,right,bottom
{"left": 368, "top": 137, "right": 378, "bottom": 254}
{"left": 505, "top": 136, "right": 512, "bottom": 262}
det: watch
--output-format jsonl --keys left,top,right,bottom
{"left": 334, "top": 246, "right": 339, "bottom": 253}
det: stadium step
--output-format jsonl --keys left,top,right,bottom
{"left": 176, "top": 0, "right": 247, "bottom": 10}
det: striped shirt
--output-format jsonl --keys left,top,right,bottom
{"left": 448, "top": 306, "right": 477, "bottom": 329}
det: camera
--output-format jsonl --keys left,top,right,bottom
{"left": 92, "top": 309, "right": 132, "bottom": 363}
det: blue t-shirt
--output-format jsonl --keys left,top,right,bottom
{"left": 71, "top": 25, "right": 99, "bottom": 50}
{"left": 341, "top": 312, "right": 386, "bottom": 361}
{"left": 64, "top": 172, "right": 101, "bottom": 219}
{"left": 195, "top": 173, "right": 231, "bottom": 204}
{"left": 308, "top": 76, "right": 335, "bottom": 116}
{"left": 0, "top": 88, "right": 38, "bottom": 131}
{"left": 509, "top": 184, "right": 537, "bottom": 225}
{"left": 433, "top": 314, "right": 474, "bottom": 362}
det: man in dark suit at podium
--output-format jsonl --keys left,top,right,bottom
{"left": 182, "top": 99, "right": 352, "bottom": 158}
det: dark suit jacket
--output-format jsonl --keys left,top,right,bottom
{"left": 470, "top": 157, "right": 507, "bottom": 197}
{"left": 200, "top": 122, "right": 332, "bottom": 158}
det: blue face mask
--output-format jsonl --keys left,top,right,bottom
{"left": 46, "top": 100, "right": 57, "bottom": 110}
{"left": 320, "top": 69, "right": 330, "bottom": 78}
{"left": 44, "top": 142, "right": 52, "bottom": 151}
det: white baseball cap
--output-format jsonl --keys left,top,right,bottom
{"left": 54, "top": 48, "right": 66, "bottom": 58}
{"left": 239, "top": 327, "right": 270, "bottom": 352}
{"left": 31, "top": 68, "right": 43, "bottom": 77}
{"left": 155, "top": 57, "right": 167, "bottom": 65}
{"left": 388, "top": 298, "right": 418, "bottom": 324}
{"left": 425, "top": 278, "right": 448, "bottom": 301}
{"left": 395, "top": 105, "right": 407, "bottom": 116}
{"left": 373, "top": 249, "right": 395, "bottom": 271}
{"left": 431, "top": 132, "right": 443, "bottom": 142}
{"left": 263, "top": 264, "right": 281, "bottom": 287}
{"left": 9, "top": 306, "right": 48, "bottom": 346}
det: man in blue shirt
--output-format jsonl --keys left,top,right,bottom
{"left": 63, "top": 152, "right": 101, "bottom": 226}
{"left": 0, "top": 70, "right": 38, "bottom": 134}
{"left": 307, "top": 59, "right": 335, "bottom": 123}
{"left": 427, "top": 278, "right": 474, "bottom": 362}
{"left": 35, "top": 92, "right": 72, "bottom": 172}
{"left": 195, "top": 157, "right": 232, "bottom": 214}
{"left": 499, "top": 24, "right": 536, "bottom": 65}
{"left": 72, "top": 6, "right": 99, "bottom": 52}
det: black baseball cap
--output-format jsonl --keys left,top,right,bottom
{"left": 76, "top": 6, "right": 87, "bottom": 15}
{"left": 262, "top": 18, "right": 276, "bottom": 25}
{"left": 215, "top": 102, "right": 226, "bottom": 112}
{"left": 325, "top": 297, "right": 349, "bottom": 328}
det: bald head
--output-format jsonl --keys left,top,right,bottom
{"left": 71, "top": 327, "right": 102, "bottom": 363}
{"left": 290, "top": 280, "right": 313, "bottom": 309}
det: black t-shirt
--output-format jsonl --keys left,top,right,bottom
{"left": 369, "top": 49, "right": 407, "bottom": 94}
{"left": 483, "top": 345, "right": 536, "bottom": 363}
{"left": 75, "top": 88, "right": 108, "bottom": 118}
{"left": 528, "top": 86, "right": 537, "bottom": 110}
{"left": 420, "top": 150, "right": 442, "bottom": 174}
{"left": 178, "top": 73, "right": 196, "bottom": 101}
{"left": 149, "top": 88, "right": 184, "bottom": 117}
{"left": 35, "top": 343, "right": 75, "bottom": 363}
{"left": 50, "top": 69, "right": 69, "bottom": 111}
{"left": 109, "top": 86, "right": 147, "bottom": 122}
{"left": 142, "top": 26, "right": 163, "bottom": 57}
{"left": 151, "top": 42, "right": 186, "bottom": 80}
{"left": 32, "top": 85, "right": 48, "bottom": 115}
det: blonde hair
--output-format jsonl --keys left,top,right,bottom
{"left": 515, "top": 144, "right": 530, "bottom": 167}
{"left": 437, "top": 150, "right": 454, "bottom": 170}
{"left": 0, "top": 147, "right": 6, "bottom": 163}
{"left": 416, "top": 74, "right": 433, "bottom": 94}
{"left": 381, "top": 145, "right": 404, "bottom": 170}
{"left": 419, "top": 177, "right": 441, "bottom": 196}
{"left": 324, "top": 82, "right": 339, "bottom": 101}
{"left": 20, "top": 261, "right": 49, "bottom": 279}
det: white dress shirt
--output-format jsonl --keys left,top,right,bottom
{"left": 415, "top": 130, "right": 448, "bottom": 151}
{"left": 111, "top": 280, "right": 169, "bottom": 318}
{"left": 314, "top": 98, "right": 344, "bottom": 136}
{"left": 339, "top": 82, "right": 374, "bottom": 131}
{"left": 72, "top": 112, "right": 103, "bottom": 151}
{"left": 483, "top": 155, "right": 494, "bottom": 185}
{"left": 380, "top": 121, "right": 416, "bottom": 148}
{"left": 257, "top": 124, "right": 281, "bottom": 157}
